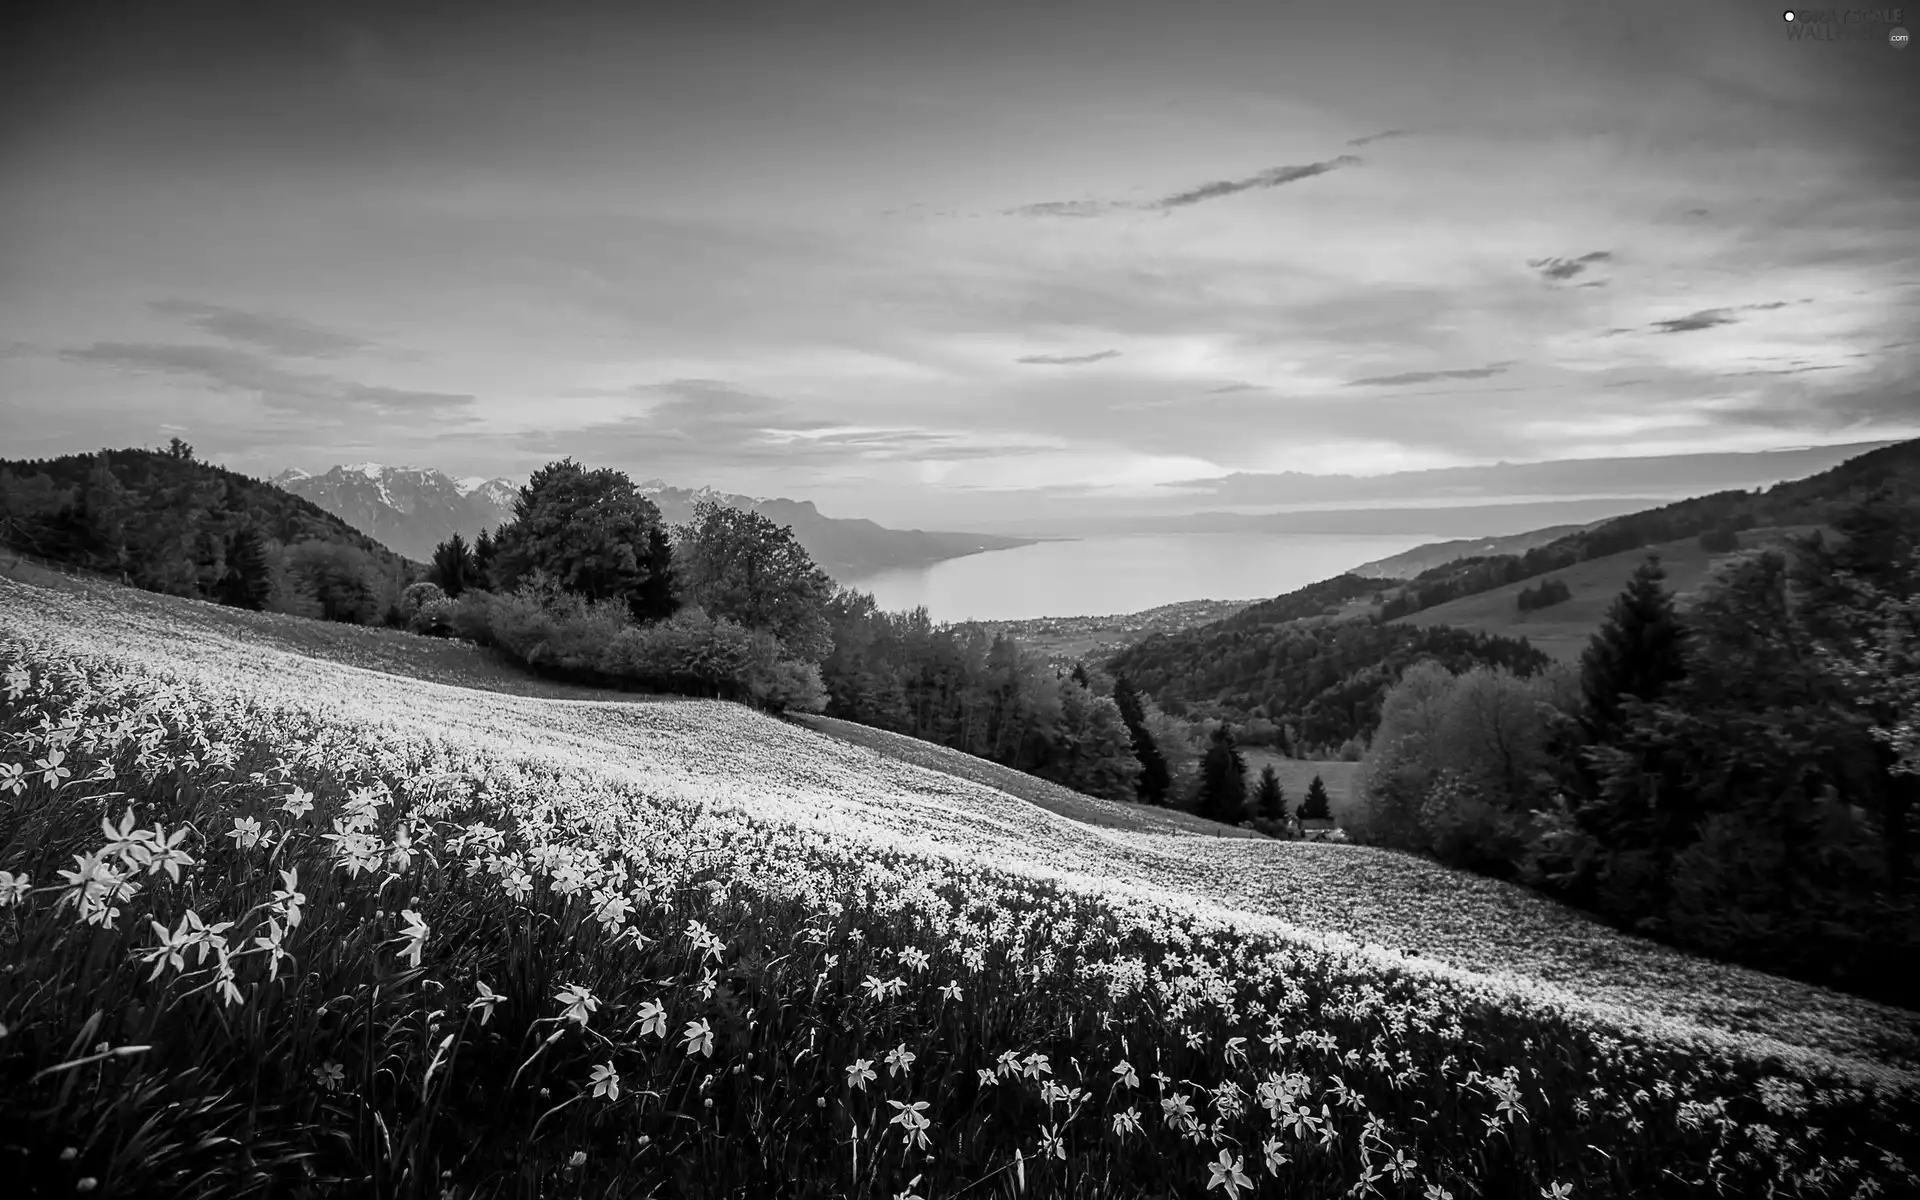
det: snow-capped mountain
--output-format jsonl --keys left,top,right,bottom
{"left": 271, "top": 464, "right": 1034, "bottom": 580}
{"left": 270, "top": 464, "right": 520, "bottom": 561}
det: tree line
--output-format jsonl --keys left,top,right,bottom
{"left": 1351, "top": 490, "right": 1920, "bottom": 1005}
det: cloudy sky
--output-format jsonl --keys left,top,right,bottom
{"left": 2, "top": 0, "right": 1915, "bottom": 527}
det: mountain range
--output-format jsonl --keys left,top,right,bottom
{"left": 271, "top": 464, "right": 1034, "bottom": 581}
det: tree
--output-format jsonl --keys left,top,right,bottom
{"left": 490, "top": 459, "right": 675, "bottom": 619}
{"left": 164, "top": 436, "right": 195, "bottom": 461}
{"left": 1193, "top": 724, "right": 1249, "bottom": 825}
{"left": 1254, "top": 765, "right": 1286, "bottom": 822}
{"left": 1577, "top": 556, "right": 1690, "bottom": 748}
{"left": 285, "top": 540, "right": 382, "bottom": 624}
{"left": 1112, "top": 675, "right": 1172, "bottom": 805}
{"left": 472, "top": 527, "right": 499, "bottom": 590}
{"left": 1299, "top": 774, "right": 1332, "bottom": 821}
{"left": 216, "top": 525, "right": 273, "bottom": 611}
{"left": 674, "top": 498, "right": 834, "bottom": 661}
{"left": 430, "top": 531, "right": 476, "bottom": 598}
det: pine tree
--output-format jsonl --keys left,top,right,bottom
{"left": 1577, "top": 555, "right": 1690, "bottom": 747}
{"left": 1254, "top": 765, "right": 1285, "bottom": 822}
{"left": 217, "top": 525, "right": 273, "bottom": 611}
{"left": 1298, "top": 774, "right": 1331, "bottom": 821}
{"left": 472, "top": 527, "right": 498, "bottom": 591}
{"left": 1193, "top": 724, "right": 1248, "bottom": 825}
{"left": 431, "top": 531, "right": 475, "bottom": 598}
{"left": 1112, "top": 675, "right": 1172, "bottom": 805}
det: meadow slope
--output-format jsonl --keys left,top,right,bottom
{"left": 2, "top": 573, "right": 1912, "bottom": 1083}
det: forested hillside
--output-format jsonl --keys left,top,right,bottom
{"left": 1377, "top": 437, "right": 1920, "bottom": 620}
{"left": 0, "top": 441, "right": 420, "bottom": 621}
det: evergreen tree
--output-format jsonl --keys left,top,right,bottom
{"left": 217, "top": 525, "right": 273, "bottom": 611}
{"left": 1193, "top": 724, "right": 1248, "bottom": 825}
{"left": 1112, "top": 675, "right": 1172, "bottom": 805}
{"left": 472, "top": 527, "right": 498, "bottom": 590}
{"left": 1577, "top": 556, "right": 1690, "bottom": 747}
{"left": 430, "top": 531, "right": 475, "bottom": 598}
{"left": 1254, "top": 765, "right": 1286, "bottom": 822}
{"left": 1298, "top": 774, "right": 1332, "bottom": 821}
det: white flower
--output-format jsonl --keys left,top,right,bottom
{"left": 1206, "top": 1149, "right": 1252, "bottom": 1199}
{"left": 636, "top": 998, "right": 668, "bottom": 1039}
{"left": 554, "top": 983, "right": 599, "bottom": 1026}
{"left": 470, "top": 981, "right": 503, "bottom": 1025}
{"left": 682, "top": 1018, "right": 715, "bottom": 1057}
{"left": 846, "top": 1057, "right": 877, "bottom": 1091}
{"left": 589, "top": 1062, "right": 621, "bottom": 1102}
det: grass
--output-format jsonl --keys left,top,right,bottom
{"left": 1388, "top": 527, "right": 1821, "bottom": 662}
{"left": 2, "top": 572, "right": 1917, "bottom": 1198}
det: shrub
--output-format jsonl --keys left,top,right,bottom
{"left": 1699, "top": 524, "right": 1742, "bottom": 553}
{"left": 398, "top": 581, "right": 446, "bottom": 623}
{"left": 1516, "top": 577, "right": 1572, "bottom": 613}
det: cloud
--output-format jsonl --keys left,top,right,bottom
{"left": 1148, "top": 156, "right": 1363, "bottom": 210}
{"left": 1650, "top": 309, "right": 1737, "bottom": 334}
{"left": 1015, "top": 349, "right": 1122, "bottom": 365}
{"left": 1527, "top": 251, "right": 1612, "bottom": 282}
{"left": 1007, "top": 155, "right": 1362, "bottom": 217}
{"left": 148, "top": 299, "right": 374, "bottom": 358}
{"left": 1205, "top": 382, "right": 1265, "bottom": 394}
{"left": 1345, "top": 129, "right": 1410, "bottom": 147}
{"left": 1346, "top": 361, "right": 1516, "bottom": 387}
{"left": 59, "top": 341, "right": 473, "bottom": 418}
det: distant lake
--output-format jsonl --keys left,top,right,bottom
{"left": 840, "top": 533, "right": 1439, "bottom": 622}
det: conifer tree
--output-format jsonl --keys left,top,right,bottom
{"left": 217, "top": 525, "right": 273, "bottom": 611}
{"left": 1577, "top": 555, "right": 1690, "bottom": 747}
{"left": 431, "top": 531, "right": 475, "bottom": 598}
{"left": 1299, "top": 774, "right": 1331, "bottom": 821}
{"left": 1193, "top": 724, "right": 1248, "bottom": 825}
{"left": 1254, "top": 764, "right": 1285, "bottom": 822}
{"left": 1112, "top": 675, "right": 1172, "bottom": 805}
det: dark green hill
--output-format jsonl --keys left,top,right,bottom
{"left": 1106, "top": 438, "right": 1918, "bottom": 751}
{"left": 1, "top": 444, "right": 419, "bottom": 618}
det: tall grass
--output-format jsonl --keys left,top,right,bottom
{"left": 1, "top": 630, "right": 1916, "bottom": 1198}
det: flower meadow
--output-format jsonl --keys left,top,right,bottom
{"left": 1, "top": 577, "right": 1917, "bottom": 1198}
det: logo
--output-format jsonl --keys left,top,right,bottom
{"left": 1782, "top": 7, "right": 1908, "bottom": 40}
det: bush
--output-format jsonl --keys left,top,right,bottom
{"left": 398, "top": 581, "right": 446, "bottom": 624}
{"left": 592, "top": 607, "right": 826, "bottom": 712}
{"left": 1517, "top": 577, "right": 1572, "bottom": 613}
{"left": 1699, "top": 525, "right": 1741, "bottom": 553}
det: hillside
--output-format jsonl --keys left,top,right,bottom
{"left": 1348, "top": 523, "right": 1595, "bottom": 579}
{"left": 2, "top": 570, "right": 1914, "bottom": 1081}
{"left": 1392, "top": 525, "right": 1820, "bottom": 662}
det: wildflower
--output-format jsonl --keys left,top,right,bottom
{"left": 396, "top": 910, "right": 429, "bottom": 968}
{"left": 567, "top": 1150, "right": 587, "bottom": 1169}
{"left": 227, "top": 816, "right": 265, "bottom": 850}
{"left": 554, "top": 983, "right": 599, "bottom": 1027}
{"left": 898, "top": 946, "right": 930, "bottom": 972}
{"left": 1424, "top": 1186, "right": 1455, "bottom": 1200}
{"left": 253, "top": 919, "right": 294, "bottom": 982}
{"left": 682, "top": 1019, "right": 714, "bottom": 1058}
{"left": 847, "top": 1058, "right": 877, "bottom": 1091}
{"left": 503, "top": 868, "right": 534, "bottom": 903}
{"left": 0, "top": 762, "right": 25, "bottom": 797}
{"left": 1112, "top": 1106, "right": 1143, "bottom": 1139}
{"left": 1386, "top": 1148, "right": 1419, "bottom": 1184}
{"left": 888, "top": 1099, "right": 932, "bottom": 1150}
{"left": 34, "top": 747, "right": 70, "bottom": 787}
{"left": 281, "top": 786, "right": 315, "bottom": 819}
{"left": 471, "top": 981, "right": 503, "bottom": 1025}
{"left": 589, "top": 1062, "right": 621, "bottom": 1102}
{"left": 1113, "top": 1059, "right": 1139, "bottom": 1088}
{"left": 995, "top": 1049, "right": 1022, "bottom": 1078}
{"left": 886, "top": 1043, "right": 917, "bottom": 1077}
{"left": 314, "top": 1061, "right": 345, "bottom": 1091}
{"left": 1039, "top": 1123, "right": 1066, "bottom": 1160}
{"left": 894, "top": 1174, "right": 927, "bottom": 1200}
{"left": 144, "top": 825, "right": 194, "bottom": 882}
{"left": 1262, "top": 1137, "right": 1289, "bottom": 1176}
{"left": 636, "top": 999, "right": 668, "bottom": 1039}
{"left": 1162, "top": 1093, "right": 1196, "bottom": 1127}
{"left": 1021, "top": 1052, "right": 1051, "bottom": 1079}
{"left": 939, "top": 980, "right": 962, "bottom": 1003}
{"left": 0, "top": 870, "right": 29, "bottom": 908}
{"left": 1542, "top": 1186, "right": 1574, "bottom": 1200}
{"left": 862, "top": 974, "right": 890, "bottom": 1001}
{"left": 1206, "top": 1149, "right": 1252, "bottom": 1199}
{"left": 1224, "top": 1036, "right": 1248, "bottom": 1067}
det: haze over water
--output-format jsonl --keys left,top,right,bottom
{"left": 843, "top": 532, "right": 1435, "bottom": 622}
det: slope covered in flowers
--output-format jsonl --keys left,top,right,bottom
{"left": 1, "top": 574, "right": 1916, "bottom": 1198}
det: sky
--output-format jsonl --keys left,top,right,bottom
{"left": 2, "top": 0, "right": 1916, "bottom": 528}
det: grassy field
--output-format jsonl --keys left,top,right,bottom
{"left": 3, "top": 571, "right": 1916, "bottom": 1197}
{"left": 1390, "top": 527, "right": 1821, "bottom": 662}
